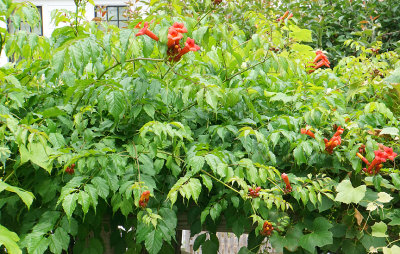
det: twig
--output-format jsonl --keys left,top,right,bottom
{"left": 194, "top": 8, "right": 213, "bottom": 28}
{"left": 3, "top": 169, "right": 16, "bottom": 183}
{"left": 224, "top": 56, "right": 269, "bottom": 82}
{"left": 200, "top": 169, "right": 241, "bottom": 195}
{"left": 132, "top": 141, "right": 142, "bottom": 190}
{"left": 98, "top": 57, "right": 164, "bottom": 79}
{"left": 171, "top": 102, "right": 197, "bottom": 117}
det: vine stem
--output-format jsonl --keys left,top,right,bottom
{"left": 132, "top": 141, "right": 142, "bottom": 191}
{"left": 98, "top": 57, "right": 165, "bottom": 80}
{"left": 265, "top": 176, "right": 285, "bottom": 193}
{"left": 223, "top": 56, "right": 269, "bottom": 82}
{"left": 194, "top": 8, "right": 213, "bottom": 28}
{"left": 3, "top": 168, "right": 16, "bottom": 182}
{"left": 200, "top": 169, "right": 241, "bottom": 195}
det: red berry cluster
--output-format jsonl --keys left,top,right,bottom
{"left": 357, "top": 144, "right": 397, "bottom": 175}
{"left": 139, "top": 190, "right": 151, "bottom": 208}
{"left": 358, "top": 144, "right": 366, "bottom": 154}
{"left": 65, "top": 164, "right": 75, "bottom": 175}
{"left": 260, "top": 221, "right": 274, "bottom": 236}
{"left": 248, "top": 187, "right": 261, "bottom": 198}
{"left": 213, "top": 0, "right": 222, "bottom": 5}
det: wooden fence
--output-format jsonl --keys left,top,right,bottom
{"left": 180, "top": 230, "right": 276, "bottom": 254}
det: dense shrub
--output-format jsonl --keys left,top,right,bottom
{"left": 0, "top": 0, "right": 400, "bottom": 253}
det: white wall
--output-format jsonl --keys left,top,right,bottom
{"left": 1, "top": 0, "right": 146, "bottom": 65}
{"left": 19, "top": 0, "right": 132, "bottom": 37}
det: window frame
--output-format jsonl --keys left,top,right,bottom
{"left": 94, "top": 5, "right": 129, "bottom": 28}
{"left": 7, "top": 6, "right": 43, "bottom": 36}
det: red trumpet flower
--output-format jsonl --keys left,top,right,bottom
{"left": 172, "top": 22, "right": 187, "bottom": 34}
{"left": 301, "top": 127, "right": 315, "bottom": 139}
{"left": 309, "top": 50, "right": 330, "bottom": 73}
{"left": 277, "top": 11, "right": 290, "bottom": 22}
{"left": 281, "top": 173, "right": 292, "bottom": 193}
{"left": 139, "top": 190, "right": 151, "bottom": 208}
{"left": 135, "top": 22, "right": 159, "bottom": 41}
{"left": 134, "top": 21, "right": 142, "bottom": 29}
{"left": 167, "top": 27, "right": 183, "bottom": 48}
{"left": 173, "top": 37, "right": 200, "bottom": 61}
{"left": 358, "top": 144, "right": 397, "bottom": 175}
{"left": 324, "top": 126, "right": 343, "bottom": 154}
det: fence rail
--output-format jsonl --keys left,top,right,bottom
{"left": 180, "top": 230, "right": 276, "bottom": 254}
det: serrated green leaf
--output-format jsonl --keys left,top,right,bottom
{"left": 106, "top": 90, "right": 125, "bottom": 120}
{"left": 0, "top": 181, "right": 34, "bottom": 209}
{"left": 49, "top": 227, "right": 69, "bottom": 254}
{"left": 0, "top": 225, "right": 22, "bottom": 254}
{"left": 78, "top": 191, "right": 90, "bottom": 214}
{"left": 189, "top": 156, "right": 205, "bottom": 174}
{"left": 62, "top": 193, "right": 78, "bottom": 219}
{"left": 91, "top": 177, "right": 109, "bottom": 200}
{"left": 143, "top": 104, "right": 155, "bottom": 119}
{"left": 144, "top": 230, "right": 163, "bottom": 254}
{"left": 201, "top": 174, "right": 213, "bottom": 192}
{"left": 188, "top": 178, "right": 202, "bottom": 203}
{"left": 210, "top": 203, "right": 222, "bottom": 221}
{"left": 52, "top": 49, "right": 67, "bottom": 73}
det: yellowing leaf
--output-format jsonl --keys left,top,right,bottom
{"left": 335, "top": 180, "right": 366, "bottom": 204}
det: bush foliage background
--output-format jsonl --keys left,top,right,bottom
{"left": 1, "top": 0, "right": 400, "bottom": 253}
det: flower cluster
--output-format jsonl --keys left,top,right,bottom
{"left": 167, "top": 22, "right": 200, "bottom": 62}
{"left": 324, "top": 126, "right": 343, "bottom": 154}
{"left": 65, "top": 163, "right": 75, "bottom": 175}
{"left": 308, "top": 50, "right": 330, "bottom": 73}
{"left": 260, "top": 221, "right": 274, "bottom": 236}
{"left": 357, "top": 144, "right": 397, "bottom": 175}
{"left": 300, "top": 126, "right": 315, "bottom": 139}
{"left": 135, "top": 22, "right": 159, "bottom": 41}
{"left": 276, "top": 11, "right": 293, "bottom": 22}
{"left": 281, "top": 173, "right": 292, "bottom": 193}
{"left": 139, "top": 190, "right": 151, "bottom": 208}
{"left": 135, "top": 22, "right": 201, "bottom": 62}
{"left": 248, "top": 186, "right": 261, "bottom": 198}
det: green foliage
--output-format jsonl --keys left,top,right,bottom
{"left": 0, "top": 0, "right": 400, "bottom": 253}
{"left": 279, "top": 0, "right": 400, "bottom": 65}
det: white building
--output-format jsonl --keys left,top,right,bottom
{"left": 1, "top": 0, "right": 146, "bottom": 65}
